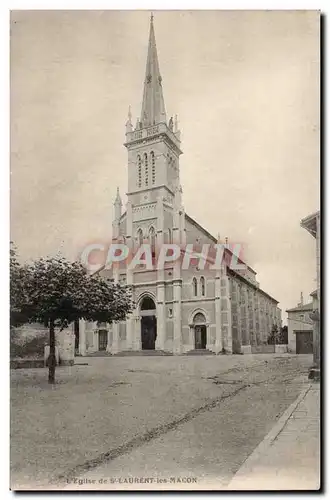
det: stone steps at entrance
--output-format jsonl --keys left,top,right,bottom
{"left": 114, "top": 350, "right": 173, "bottom": 357}
{"left": 85, "top": 349, "right": 216, "bottom": 357}
{"left": 185, "top": 349, "right": 216, "bottom": 356}
{"left": 84, "top": 351, "right": 112, "bottom": 357}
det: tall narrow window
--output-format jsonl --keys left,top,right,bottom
{"left": 137, "top": 228, "right": 143, "bottom": 247}
{"left": 151, "top": 151, "right": 156, "bottom": 184}
{"left": 144, "top": 153, "right": 149, "bottom": 186}
{"left": 192, "top": 278, "right": 198, "bottom": 297}
{"left": 137, "top": 155, "right": 142, "bottom": 187}
{"left": 200, "top": 277, "right": 206, "bottom": 296}
{"left": 168, "top": 228, "right": 172, "bottom": 243}
{"left": 149, "top": 226, "right": 156, "bottom": 256}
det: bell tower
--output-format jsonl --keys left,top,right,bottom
{"left": 123, "top": 14, "right": 184, "bottom": 247}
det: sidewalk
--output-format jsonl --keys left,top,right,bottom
{"left": 227, "top": 381, "right": 320, "bottom": 491}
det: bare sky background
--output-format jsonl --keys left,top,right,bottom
{"left": 10, "top": 10, "right": 320, "bottom": 320}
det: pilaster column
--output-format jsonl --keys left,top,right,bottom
{"left": 111, "top": 267, "right": 120, "bottom": 354}
{"left": 156, "top": 196, "right": 164, "bottom": 250}
{"left": 236, "top": 282, "right": 242, "bottom": 351}
{"left": 219, "top": 267, "right": 232, "bottom": 353}
{"left": 78, "top": 319, "right": 86, "bottom": 356}
{"left": 111, "top": 323, "right": 120, "bottom": 354}
{"left": 156, "top": 283, "right": 166, "bottom": 350}
{"left": 125, "top": 268, "right": 134, "bottom": 350}
{"left": 106, "top": 324, "right": 112, "bottom": 352}
{"left": 241, "top": 286, "right": 251, "bottom": 353}
{"left": 173, "top": 281, "right": 182, "bottom": 354}
{"left": 133, "top": 313, "right": 142, "bottom": 351}
{"left": 226, "top": 276, "right": 232, "bottom": 353}
{"left": 214, "top": 272, "right": 222, "bottom": 353}
{"left": 255, "top": 293, "right": 261, "bottom": 345}
{"left": 251, "top": 291, "right": 257, "bottom": 346}
{"left": 173, "top": 238, "right": 182, "bottom": 353}
{"left": 179, "top": 207, "right": 186, "bottom": 246}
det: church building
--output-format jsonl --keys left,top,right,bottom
{"left": 78, "top": 15, "right": 282, "bottom": 356}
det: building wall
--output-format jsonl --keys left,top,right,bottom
{"left": 287, "top": 310, "right": 313, "bottom": 353}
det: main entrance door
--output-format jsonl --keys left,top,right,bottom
{"left": 195, "top": 325, "right": 207, "bottom": 349}
{"left": 193, "top": 312, "right": 207, "bottom": 349}
{"left": 140, "top": 296, "right": 157, "bottom": 350}
{"left": 141, "top": 316, "right": 157, "bottom": 350}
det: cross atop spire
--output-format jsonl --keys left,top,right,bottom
{"left": 140, "top": 14, "right": 167, "bottom": 127}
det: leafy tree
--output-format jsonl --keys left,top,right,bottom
{"left": 10, "top": 251, "right": 133, "bottom": 383}
{"left": 267, "top": 324, "right": 278, "bottom": 345}
{"left": 277, "top": 325, "right": 288, "bottom": 345}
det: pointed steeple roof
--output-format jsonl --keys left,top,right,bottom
{"left": 114, "top": 187, "right": 122, "bottom": 206}
{"left": 140, "top": 14, "right": 166, "bottom": 127}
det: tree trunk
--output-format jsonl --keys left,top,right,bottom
{"left": 48, "top": 318, "right": 56, "bottom": 384}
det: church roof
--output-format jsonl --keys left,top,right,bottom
{"left": 185, "top": 212, "right": 257, "bottom": 275}
{"left": 140, "top": 14, "right": 167, "bottom": 127}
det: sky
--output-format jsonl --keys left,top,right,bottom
{"left": 10, "top": 10, "right": 320, "bottom": 321}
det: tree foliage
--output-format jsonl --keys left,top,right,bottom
{"left": 267, "top": 324, "right": 288, "bottom": 345}
{"left": 10, "top": 245, "right": 134, "bottom": 382}
{"left": 10, "top": 243, "right": 31, "bottom": 328}
{"left": 267, "top": 324, "right": 278, "bottom": 345}
{"left": 22, "top": 257, "right": 133, "bottom": 328}
{"left": 11, "top": 251, "right": 133, "bottom": 329}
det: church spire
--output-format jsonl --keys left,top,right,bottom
{"left": 140, "top": 14, "right": 167, "bottom": 127}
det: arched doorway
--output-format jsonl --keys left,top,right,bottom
{"left": 193, "top": 312, "right": 207, "bottom": 349}
{"left": 140, "top": 296, "right": 157, "bottom": 350}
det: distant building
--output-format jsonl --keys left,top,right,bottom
{"left": 287, "top": 296, "right": 314, "bottom": 354}
{"left": 77, "top": 15, "right": 282, "bottom": 355}
{"left": 301, "top": 211, "right": 320, "bottom": 377}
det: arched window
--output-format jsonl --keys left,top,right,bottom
{"left": 151, "top": 151, "right": 156, "bottom": 184}
{"left": 137, "top": 228, "right": 143, "bottom": 247}
{"left": 200, "top": 277, "right": 206, "bottom": 296}
{"left": 192, "top": 278, "right": 198, "bottom": 297}
{"left": 149, "top": 226, "right": 156, "bottom": 256}
{"left": 144, "top": 153, "right": 149, "bottom": 186}
{"left": 137, "top": 155, "right": 142, "bottom": 187}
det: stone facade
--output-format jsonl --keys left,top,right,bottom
{"left": 79, "top": 16, "right": 281, "bottom": 355}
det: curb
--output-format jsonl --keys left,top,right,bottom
{"left": 227, "top": 382, "right": 312, "bottom": 488}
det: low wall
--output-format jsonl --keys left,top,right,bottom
{"left": 11, "top": 359, "right": 45, "bottom": 369}
{"left": 275, "top": 344, "right": 288, "bottom": 354}
{"left": 251, "top": 345, "right": 288, "bottom": 354}
{"left": 251, "top": 345, "right": 275, "bottom": 354}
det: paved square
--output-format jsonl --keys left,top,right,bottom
{"left": 11, "top": 354, "right": 313, "bottom": 489}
